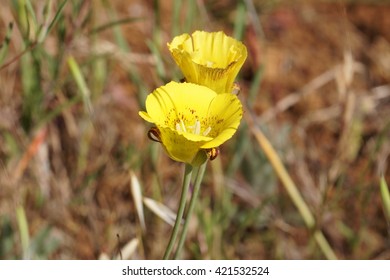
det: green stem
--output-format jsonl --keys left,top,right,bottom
{"left": 174, "top": 161, "right": 208, "bottom": 259}
{"left": 163, "top": 163, "right": 193, "bottom": 259}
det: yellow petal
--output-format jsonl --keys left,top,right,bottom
{"left": 168, "top": 31, "right": 247, "bottom": 93}
{"left": 139, "top": 81, "right": 243, "bottom": 164}
{"left": 159, "top": 126, "right": 207, "bottom": 164}
{"left": 201, "top": 93, "right": 243, "bottom": 149}
{"left": 138, "top": 111, "right": 154, "bottom": 123}
{"left": 144, "top": 81, "right": 216, "bottom": 131}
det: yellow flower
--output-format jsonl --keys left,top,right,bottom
{"left": 168, "top": 31, "right": 247, "bottom": 94}
{"left": 139, "top": 81, "right": 242, "bottom": 165}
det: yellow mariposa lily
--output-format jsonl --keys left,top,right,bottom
{"left": 139, "top": 81, "right": 242, "bottom": 165}
{"left": 168, "top": 31, "right": 247, "bottom": 94}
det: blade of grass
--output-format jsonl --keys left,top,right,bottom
{"left": 90, "top": 17, "right": 142, "bottom": 34}
{"left": 143, "top": 197, "right": 177, "bottom": 226}
{"left": 248, "top": 65, "right": 265, "bottom": 107}
{"left": 226, "top": 64, "right": 264, "bottom": 175}
{"left": 36, "top": 0, "right": 53, "bottom": 43}
{"left": 245, "top": 109, "right": 337, "bottom": 260}
{"left": 130, "top": 171, "right": 146, "bottom": 232}
{"left": 22, "top": 0, "right": 38, "bottom": 41}
{"left": 147, "top": 40, "right": 166, "bottom": 82}
{"left": 115, "top": 238, "right": 139, "bottom": 260}
{"left": 171, "top": 0, "right": 183, "bottom": 36}
{"left": 380, "top": 176, "right": 390, "bottom": 224}
{"left": 226, "top": 123, "right": 250, "bottom": 176}
{"left": 0, "top": 22, "right": 13, "bottom": 65}
{"left": 45, "top": 0, "right": 67, "bottom": 37}
{"left": 101, "top": 0, "right": 148, "bottom": 105}
{"left": 67, "top": 55, "right": 94, "bottom": 174}
{"left": 184, "top": 0, "right": 197, "bottom": 32}
{"left": 90, "top": 7, "right": 107, "bottom": 101}
{"left": 233, "top": 0, "right": 246, "bottom": 40}
{"left": 67, "top": 55, "right": 93, "bottom": 116}
{"left": 11, "top": 0, "right": 28, "bottom": 38}
{"left": 36, "top": 0, "right": 67, "bottom": 44}
{"left": 152, "top": 0, "right": 162, "bottom": 46}
{"left": 244, "top": 0, "right": 265, "bottom": 39}
{"left": 24, "top": 0, "right": 37, "bottom": 25}
{"left": 20, "top": 51, "right": 43, "bottom": 132}
{"left": 16, "top": 206, "right": 30, "bottom": 259}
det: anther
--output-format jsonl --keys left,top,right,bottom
{"left": 206, "top": 147, "right": 219, "bottom": 161}
{"left": 232, "top": 82, "right": 241, "bottom": 95}
{"left": 147, "top": 127, "right": 161, "bottom": 142}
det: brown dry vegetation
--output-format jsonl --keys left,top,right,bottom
{"left": 0, "top": 0, "right": 389, "bottom": 259}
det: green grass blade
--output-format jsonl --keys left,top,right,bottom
{"left": 233, "top": 0, "right": 246, "bottom": 40}
{"left": 171, "top": 0, "right": 183, "bottom": 36}
{"left": 380, "top": 176, "right": 390, "bottom": 223}
{"left": 67, "top": 55, "right": 93, "bottom": 115}
{"left": 24, "top": 0, "right": 37, "bottom": 24}
{"left": 248, "top": 65, "right": 265, "bottom": 108}
{"left": 46, "top": 0, "right": 67, "bottom": 36}
{"left": 0, "top": 22, "right": 13, "bottom": 65}
{"left": 90, "top": 17, "right": 142, "bottom": 34}
{"left": 16, "top": 206, "right": 30, "bottom": 259}
{"left": 37, "top": 0, "right": 67, "bottom": 43}
{"left": 101, "top": 0, "right": 148, "bottom": 104}
{"left": 36, "top": 0, "right": 53, "bottom": 43}
{"left": 147, "top": 40, "right": 166, "bottom": 82}
{"left": 184, "top": 0, "right": 197, "bottom": 32}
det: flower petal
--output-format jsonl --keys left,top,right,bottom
{"left": 201, "top": 93, "right": 243, "bottom": 149}
{"left": 159, "top": 126, "right": 207, "bottom": 164}
{"left": 139, "top": 81, "right": 243, "bottom": 164}
{"left": 138, "top": 111, "right": 154, "bottom": 123}
{"left": 168, "top": 31, "right": 247, "bottom": 93}
{"left": 144, "top": 81, "right": 217, "bottom": 130}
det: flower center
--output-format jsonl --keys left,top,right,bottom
{"left": 206, "top": 60, "right": 215, "bottom": 67}
{"left": 175, "top": 119, "right": 211, "bottom": 136}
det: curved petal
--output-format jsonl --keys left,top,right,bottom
{"left": 145, "top": 82, "right": 217, "bottom": 129}
{"left": 159, "top": 127, "right": 207, "bottom": 164}
{"left": 138, "top": 111, "right": 154, "bottom": 123}
{"left": 139, "top": 81, "right": 243, "bottom": 164}
{"left": 168, "top": 31, "right": 247, "bottom": 93}
{"left": 191, "top": 31, "right": 245, "bottom": 69}
{"left": 201, "top": 93, "right": 242, "bottom": 148}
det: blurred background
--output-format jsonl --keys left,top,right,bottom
{"left": 0, "top": 0, "right": 389, "bottom": 259}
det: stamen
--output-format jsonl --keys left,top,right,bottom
{"left": 180, "top": 119, "right": 187, "bottom": 132}
{"left": 206, "top": 147, "right": 219, "bottom": 160}
{"left": 193, "top": 120, "right": 201, "bottom": 135}
{"left": 203, "top": 127, "right": 211, "bottom": 136}
{"left": 176, "top": 123, "right": 182, "bottom": 132}
{"left": 147, "top": 127, "right": 161, "bottom": 143}
{"left": 175, "top": 118, "right": 211, "bottom": 136}
{"left": 232, "top": 82, "right": 241, "bottom": 95}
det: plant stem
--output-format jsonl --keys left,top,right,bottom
{"left": 163, "top": 163, "right": 193, "bottom": 259}
{"left": 174, "top": 161, "right": 208, "bottom": 259}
